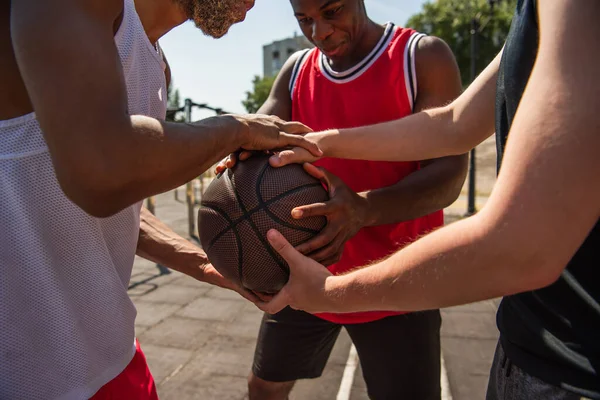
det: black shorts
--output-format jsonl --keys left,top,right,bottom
{"left": 486, "top": 341, "right": 594, "bottom": 400}
{"left": 252, "top": 307, "right": 442, "bottom": 400}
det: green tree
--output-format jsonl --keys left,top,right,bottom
{"left": 406, "top": 0, "right": 516, "bottom": 86}
{"left": 242, "top": 75, "right": 277, "bottom": 113}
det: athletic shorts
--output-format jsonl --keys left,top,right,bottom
{"left": 252, "top": 307, "right": 441, "bottom": 400}
{"left": 486, "top": 341, "right": 594, "bottom": 400}
{"left": 90, "top": 340, "right": 158, "bottom": 400}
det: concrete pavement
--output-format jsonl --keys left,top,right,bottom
{"left": 129, "top": 186, "right": 500, "bottom": 400}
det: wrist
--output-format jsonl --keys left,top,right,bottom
{"left": 324, "top": 275, "right": 352, "bottom": 313}
{"left": 308, "top": 130, "right": 338, "bottom": 158}
{"left": 230, "top": 115, "right": 249, "bottom": 150}
{"left": 358, "top": 192, "right": 379, "bottom": 227}
{"left": 171, "top": 249, "right": 210, "bottom": 280}
{"left": 200, "top": 115, "right": 247, "bottom": 154}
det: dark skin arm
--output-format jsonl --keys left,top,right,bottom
{"left": 293, "top": 37, "right": 467, "bottom": 265}
{"left": 9, "top": 0, "right": 319, "bottom": 218}
{"left": 136, "top": 208, "right": 257, "bottom": 300}
{"left": 134, "top": 54, "right": 253, "bottom": 299}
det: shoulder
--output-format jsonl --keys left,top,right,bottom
{"left": 281, "top": 49, "right": 313, "bottom": 82}
{"left": 412, "top": 35, "right": 462, "bottom": 109}
{"left": 276, "top": 48, "right": 314, "bottom": 96}
{"left": 414, "top": 36, "right": 458, "bottom": 74}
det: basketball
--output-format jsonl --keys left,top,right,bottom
{"left": 198, "top": 154, "right": 328, "bottom": 293}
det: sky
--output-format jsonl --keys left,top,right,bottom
{"left": 159, "top": 0, "right": 427, "bottom": 120}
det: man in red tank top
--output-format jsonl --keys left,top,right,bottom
{"left": 220, "top": 1, "right": 467, "bottom": 399}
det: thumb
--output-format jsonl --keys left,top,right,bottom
{"left": 303, "top": 163, "right": 338, "bottom": 194}
{"left": 257, "top": 288, "right": 290, "bottom": 315}
{"left": 267, "top": 229, "right": 304, "bottom": 267}
{"left": 269, "top": 148, "right": 315, "bottom": 167}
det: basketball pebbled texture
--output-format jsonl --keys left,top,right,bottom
{"left": 198, "top": 154, "right": 328, "bottom": 293}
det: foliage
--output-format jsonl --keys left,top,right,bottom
{"left": 406, "top": 0, "right": 517, "bottom": 86}
{"left": 242, "top": 75, "right": 277, "bottom": 114}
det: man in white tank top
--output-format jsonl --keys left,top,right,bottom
{"left": 2, "top": 0, "right": 320, "bottom": 399}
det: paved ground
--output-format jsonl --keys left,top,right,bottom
{"left": 131, "top": 139, "right": 500, "bottom": 399}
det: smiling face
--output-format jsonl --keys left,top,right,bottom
{"left": 290, "top": 0, "right": 368, "bottom": 61}
{"left": 173, "top": 0, "right": 255, "bottom": 38}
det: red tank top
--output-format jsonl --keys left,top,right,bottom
{"left": 291, "top": 24, "right": 443, "bottom": 324}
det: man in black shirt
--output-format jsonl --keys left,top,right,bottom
{"left": 252, "top": 1, "right": 600, "bottom": 398}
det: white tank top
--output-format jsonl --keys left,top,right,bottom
{"left": 0, "top": 0, "right": 167, "bottom": 398}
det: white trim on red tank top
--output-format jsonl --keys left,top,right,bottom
{"left": 289, "top": 48, "right": 313, "bottom": 96}
{"left": 317, "top": 22, "right": 395, "bottom": 84}
{"left": 404, "top": 32, "right": 426, "bottom": 112}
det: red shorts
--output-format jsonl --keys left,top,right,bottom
{"left": 91, "top": 341, "right": 158, "bottom": 400}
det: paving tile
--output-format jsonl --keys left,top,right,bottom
{"left": 212, "top": 304, "right": 263, "bottom": 339}
{"left": 134, "top": 284, "right": 209, "bottom": 305}
{"left": 170, "top": 275, "right": 216, "bottom": 290}
{"left": 442, "top": 337, "right": 498, "bottom": 400}
{"left": 135, "top": 324, "right": 150, "bottom": 336}
{"left": 159, "top": 373, "right": 248, "bottom": 400}
{"left": 205, "top": 286, "right": 249, "bottom": 301}
{"left": 442, "top": 299, "right": 500, "bottom": 314}
{"left": 133, "top": 301, "right": 181, "bottom": 327}
{"left": 139, "top": 316, "right": 216, "bottom": 350}
{"left": 157, "top": 335, "right": 257, "bottom": 400}
{"left": 141, "top": 343, "right": 193, "bottom": 385}
{"left": 441, "top": 310, "right": 499, "bottom": 340}
{"left": 176, "top": 297, "right": 243, "bottom": 322}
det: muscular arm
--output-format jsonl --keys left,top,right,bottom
{"left": 137, "top": 208, "right": 252, "bottom": 296}
{"left": 10, "top": 0, "right": 314, "bottom": 218}
{"left": 137, "top": 208, "right": 210, "bottom": 280}
{"left": 359, "top": 37, "right": 467, "bottom": 226}
{"left": 321, "top": 1, "right": 600, "bottom": 313}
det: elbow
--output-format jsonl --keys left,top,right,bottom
{"left": 517, "top": 258, "right": 564, "bottom": 293}
{"left": 435, "top": 153, "right": 469, "bottom": 209}
{"left": 55, "top": 159, "right": 130, "bottom": 218}
{"left": 497, "top": 247, "right": 566, "bottom": 295}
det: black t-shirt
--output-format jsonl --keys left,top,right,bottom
{"left": 495, "top": 1, "right": 600, "bottom": 397}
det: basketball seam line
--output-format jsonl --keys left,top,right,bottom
{"left": 230, "top": 170, "right": 290, "bottom": 276}
{"left": 256, "top": 163, "right": 325, "bottom": 235}
{"left": 204, "top": 182, "right": 322, "bottom": 249}
{"left": 199, "top": 201, "right": 245, "bottom": 286}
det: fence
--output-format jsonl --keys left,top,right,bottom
{"left": 146, "top": 99, "right": 229, "bottom": 241}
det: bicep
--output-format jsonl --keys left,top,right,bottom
{"left": 480, "top": 1, "right": 600, "bottom": 280}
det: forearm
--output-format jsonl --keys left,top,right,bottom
{"left": 361, "top": 156, "right": 467, "bottom": 226}
{"left": 137, "top": 207, "right": 208, "bottom": 282}
{"left": 329, "top": 213, "right": 552, "bottom": 313}
{"left": 66, "top": 115, "right": 241, "bottom": 217}
{"left": 312, "top": 108, "right": 463, "bottom": 161}
{"left": 118, "top": 116, "right": 238, "bottom": 199}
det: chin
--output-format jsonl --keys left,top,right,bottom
{"left": 195, "top": 21, "right": 234, "bottom": 39}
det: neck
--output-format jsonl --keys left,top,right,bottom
{"left": 329, "top": 20, "right": 385, "bottom": 71}
{"left": 134, "top": 0, "right": 186, "bottom": 44}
